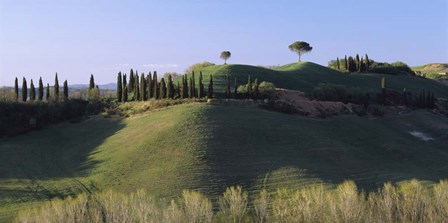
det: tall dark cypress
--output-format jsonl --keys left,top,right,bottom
{"left": 336, "top": 57, "right": 340, "bottom": 70}
{"left": 46, "top": 83, "right": 50, "bottom": 101}
{"left": 355, "top": 54, "right": 360, "bottom": 71}
{"left": 129, "top": 69, "right": 134, "bottom": 93}
{"left": 122, "top": 74, "right": 127, "bottom": 102}
{"left": 177, "top": 82, "right": 181, "bottom": 98}
{"left": 134, "top": 74, "right": 140, "bottom": 101}
{"left": 344, "top": 55, "right": 348, "bottom": 71}
{"left": 167, "top": 75, "right": 173, "bottom": 99}
{"left": 38, "top": 77, "right": 43, "bottom": 101}
{"left": 147, "top": 72, "right": 153, "bottom": 99}
{"left": 117, "top": 72, "right": 123, "bottom": 102}
{"left": 54, "top": 73, "right": 59, "bottom": 102}
{"left": 191, "top": 71, "right": 196, "bottom": 97}
{"left": 63, "top": 80, "right": 68, "bottom": 101}
{"left": 365, "top": 54, "right": 370, "bottom": 71}
{"left": 189, "top": 77, "right": 194, "bottom": 98}
{"left": 29, "top": 80, "right": 35, "bottom": 101}
{"left": 183, "top": 75, "right": 188, "bottom": 98}
{"left": 198, "top": 72, "right": 204, "bottom": 98}
{"left": 160, "top": 78, "right": 166, "bottom": 99}
{"left": 140, "top": 74, "right": 146, "bottom": 101}
{"left": 89, "top": 74, "right": 95, "bottom": 90}
{"left": 360, "top": 58, "right": 364, "bottom": 72}
{"left": 14, "top": 77, "right": 19, "bottom": 101}
{"left": 207, "top": 75, "right": 213, "bottom": 98}
{"left": 226, "top": 74, "right": 231, "bottom": 98}
{"left": 234, "top": 77, "right": 237, "bottom": 98}
{"left": 22, "top": 77, "right": 27, "bottom": 102}
{"left": 153, "top": 72, "right": 159, "bottom": 99}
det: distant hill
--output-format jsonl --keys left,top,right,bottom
{"left": 70, "top": 83, "right": 116, "bottom": 90}
{"left": 412, "top": 63, "right": 448, "bottom": 79}
{"left": 177, "top": 62, "right": 448, "bottom": 98}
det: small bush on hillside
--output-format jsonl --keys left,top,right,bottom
{"left": 311, "top": 83, "right": 369, "bottom": 105}
{"left": 185, "top": 62, "right": 215, "bottom": 73}
{"left": 369, "top": 61, "right": 415, "bottom": 76}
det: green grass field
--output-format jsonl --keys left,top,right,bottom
{"left": 2, "top": 102, "right": 448, "bottom": 222}
{"left": 176, "top": 62, "right": 448, "bottom": 98}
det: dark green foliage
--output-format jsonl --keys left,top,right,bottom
{"left": 234, "top": 77, "right": 237, "bottom": 98}
{"left": 198, "top": 72, "right": 204, "bottom": 98}
{"left": 117, "top": 72, "right": 122, "bottom": 102}
{"left": 38, "top": 77, "right": 44, "bottom": 101}
{"left": 140, "top": 74, "right": 146, "bottom": 101}
{"left": 207, "top": 75, "right": 213, "bottom": 98}
{"left": 129, "top": 69, "right": 134, "bottom": 93}
{"left": 189, "top": 77, "right": 194, "bottom": 98}
{"left": 22, "top": 77, "right": 27, "bottom": 102}
{"left": 176, "top": 82, "right": 181, "bottom": 98}
{"left": 247, "top": 75, "right": 252, "bottom": 97}
{"left": 347, "top": 56, "right": 356, "bottom": 72}
{"left": 122, "top": 74, "right": 127, "bottom": 102}
{"left": 63, "top": 80, "right": 68, "bottom": 101}
{"left": 253, "top": 78, "right": 259, "bottom": 98}
{"left": 226, "top": 74, "right": 231, "bottom": 98}
{"left": 369, "top": 62, "right": 414, "bottom": 76}
{"left": 220, "top": 51, "right": 231, "bottom": 64}
{"left": 355, "top": 54, "right": 360, "bottom": 71}
{"left": 147, "top": 72, "right": 153, "bottom": 99}
{"left": 167, "top": 75, "right": 174, "bottom": 99}
{"left": 344, "top": 55, "right": 348, "bottom": 70}
{"left": 134, "top": 74, "right": 140, "bottom": 101}
{"left": 336, "top": 57, "right": 340, "bottom": 70}
{"left": 159, "top": 78, "right": 167, "bottom": 99}
{"left": 54, "top": 73, "right": 59, "bottom": 102}
{"left": 29, "top": 80, "right": 35, "bottom": 101}
{"left": 191, "top": 71, "right": 196, "bottom": 98}
{"left": 365, "top": 54, "right": 370, "bottom": 71}
{"left": 153, "top": 72, "right": 159, "bottom": 99}
{"left": 46, "top": 83, "right": 50, "bottom": 101}
{"left": 288, "top": 41, "right": 313, "bottom": 62}
{"left": 311, "top": 83, "right": 369, "bottom": 105}
{"left": 14, "top": 77, "right": 19, "bottom": 101}
{"left": 89, "top": 74, "right": 95, "bottom": 90}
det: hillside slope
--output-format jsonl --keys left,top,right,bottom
{"left": 1, "top": 103, "right": 448, "bottom": 221}
{"left": 178, "top": 62, "right": 448, "bottom": 98}
{"left": 412, "top": 63, "right": 448, "bottom": 79}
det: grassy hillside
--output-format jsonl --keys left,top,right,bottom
{"left": 1, "top": 102, "right": 448, "bottom": 221}
{"left": 177, "top": 62, "right": 448, "bottom": 98}
{"left": 412, "top": 63, "right": 448, "bottom": 79}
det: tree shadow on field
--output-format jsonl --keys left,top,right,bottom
{"left": 199, "top": 105, "right": 448, "bottom": 197}
{"left": 0, "top": 117, "right": 125, "bottom": 182}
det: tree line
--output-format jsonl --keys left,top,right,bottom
{"left": 13, "top": 73, "right": 69, "bottom": 102}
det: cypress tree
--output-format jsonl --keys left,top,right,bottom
{"left": 147, "top": 72, "right": 152, "bottom": 99}
{"left": 181, "top": 75, "right": 187, "bottom": 98}
{"left": 29, "top": 80, "right": 35, "bottom": 101}
{"left": 153, "top": 72, "right": 159, "bottom": 99}
{"left": 134, "top": 74, "right": 140, "bottom": 101}
{"left": 189, "top": 77, "right": 194, "bottom": 98}
{"left": 177, "top": 82, "right": 181, "bottom": 98}
{"left": 184, "top": 75, "right": 189, "bottom": 98}
{"left": 123, "top": 86, "right": 128, "bottom": 102}
{"left": 234, "top": 77, "right": 237, "bottom": 98}
{"left": 54, "top": 73, "right": 59, "bottom": 102}
{"left": 198, "top": 72, "right": 204, "bottom": 98}
{"left": 344, "top": 55, "right": 348, "bottom": 71}
{"left": 207, "top": 75, "right": 213, "bottom": 98}
{"left": 191, "top": 71, "right": 196, "bottom": 97}
{"left": 336, "top": 57, "right": 340, "bottom": 70}
{"left": 359, "top": 57, "right": 363, "bottom": 72}
{"left": 89, "top": 74, "right": 95, "bottom": 90}
{"left": 63, "top": 80, "right": 68, "bottom": 101}
{"left": 14, "top": 77, "right": 19, "bottom": 101}
{"left": 226, "top": 74, "right": 231, "bottom": 98}
{"left": 140, "top": 74, "right": 146, "bottom": 101}
{"left": 129, "top": 69, "right": 134, "bottom": 93}
{"left": 22, "top": 77, "right": 27, "bottom": 102}
{"left": 46, "top": 83, "right": 50, "bottom": 101}
{"left": 247, "top": 75, "right": 252, "bottom": 98}
{"left": 38, "top": 77, "right": 43, "bottom": 101}
{"left": 117, "top": 72, "right": 122, "bottom": 102}
{"left": 355, "top": 54, "right": 360, "bottom": 72}
{"left": 160, "top": 78, "right": 166, "bottom": 98}
{"left": 254, "top": 78, "right": 259, "bottom": 99}
{"left": 365, "top": 54, "right": 370, "bottom": 71}
{"left": 122, "top": 74, "right": 127, "bottom": 102}
{"left": 167, "top": 75, "right": 174, "bottom": 99}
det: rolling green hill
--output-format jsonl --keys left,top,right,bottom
{"left": 2, "top": 102, "right": 448, "bottom": 222}
{"left": 412, "top": 63, "right": 448, "bottom": 79}
{"left": 177, "top": 62, "right": 448, "bottom": 98}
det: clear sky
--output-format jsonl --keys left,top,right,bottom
{"left": 0, "top": 0, "right": 447, "bottom": 86}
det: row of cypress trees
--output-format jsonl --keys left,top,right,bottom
{"left": 116, "top": 70, "right": 214, "bottom": 102}
{"left": 335, "top": 54, "right": 371, "bottom": 72}
{"left": 13, "top": 73, "right": 68, "bottom": 102}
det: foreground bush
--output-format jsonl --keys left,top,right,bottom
{"left": 17, "top": 179, "right": 448, "bottom": 223}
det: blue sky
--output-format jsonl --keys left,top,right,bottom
{"left": 0, "top": 0, "right": 447, "bottom": 85}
